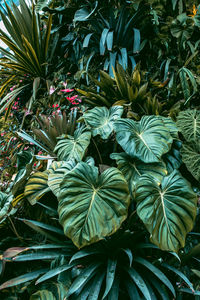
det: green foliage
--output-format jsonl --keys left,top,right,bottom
{"left": 54, "top": 128, "right": 91, "bottom": 161}
{"left": 24, "top": 170, "right": 51, "bottom": 205}
{"left": 0, "top": 0, "right": 53, "bottom": 79}
{"left": 0, "top": 0, "right": 200, "bottom": 298}
{"left": 58, "top": 162, "right": 130, "bottom": 248}
{"left": 136, "top": 170, "right": 197, "bottom": 252}
{"left": 0, "top": 192, "right": 13, "bottom": 223}
{"left": 114, "top": 116, "right": 173, "bottom": 163}
{"left": 80, "top": 105, "right": 123, "bottom": 139}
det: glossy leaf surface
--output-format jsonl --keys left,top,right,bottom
{"left": 58, "top": 162, "right": 130, "bottom": 248}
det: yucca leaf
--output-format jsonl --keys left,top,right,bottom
{"left": 133, "top": 28, "right": 140, "bottom": 53}
{"left": 85, "top": 272, "right": 103, "bottom": 300}
{"left": 36, "top": 264, "right": 74, "bottom": 285}
{"left": 13, "top": 251, "right": 67, "bottom": 262}
{"left": 162, "top": 263, "right": 194, "bottom": 292}
{"left": 18, "top": 218, "right": 64, "bottom": 236}
{"left": 67, "top": 263, "right": 101, "bottom": 297}
{"left": 69, "top": 249, "right": 102, "bottom": 264}
{"left": 0, "top": 268, "right": 48, "bottom": 290}
{"left": 134, "top": 257, "right": 175, "bottom": 296}
{"left": 125, "top": 278, "right": 140, "bottom": 300}
{"left": 102, "top": 259, "right": 117, "bottom": 299}
{"left": 127, "top": 268, "right": 151, "bottom": 300}
{"left": 121, "top": 248, "right": 133, "bottom": 267}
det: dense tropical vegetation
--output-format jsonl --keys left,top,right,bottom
{"left": 0, "top": 0, "right": 200, "bottom": 298}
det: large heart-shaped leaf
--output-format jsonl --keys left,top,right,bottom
{"left": 80, "top": 106, "right": 123, "bottom": 139}
{"left": 24, "top": 171, "right": 51, "bottom": 205}
{"left": 177, "top": 109, "right": 200, "bottom": 142}
{"left": 58, "top": 162, "right": 130, "bottom": 248}
{"left": 136, "top": 170, "right": 197, "bottom": 252}
{"left": 54, "top": 129, "right": 91, "bottom": 161}
{"left": 181, "top": 143, "right": 200, "bottom": 181}
{"left": 110, "top": 152, "right": 167, "bottom": 191}
{"left": 48, "top": 160, "right": 77, "bottom": 196}
{"left": 113, "top": 116, "right": 173, "bottom": 163}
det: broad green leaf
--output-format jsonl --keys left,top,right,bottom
{"left": 24, "top": 170, "right": 51, "bottom": 205}
{"left": 12, "top": 151, "right": 34, "bottom": 196}
{"left": 136, "top": 170, "right": 197, "bottom": 252}
{"left": 160, "top": 117, "right": 179, "bottom": 139}
{"left": 110, "top": 152, "right": 167, "bottom": 187}
{"left": 58, "top": 162, "right": 130, "bottom": 248}
{"left": 0, "top": 192, "right": 13, "bottom": 223}
{"left": 80, "top": 106, "right": 123, "bottom": 139}
{"left": 73, "top": 1, "right": 98, "bottom": 22}
{"left": 177, "top": 109, "right": 200, "bottom": 142}
{"left": 180, "top": 143, "right": 200, "bottom": 180}
{"left": 48, "top": 160, "right": 77, "bottom": 196}
{"left": 114, "top": 116, "right": 173, "bottom": 163}
{"left": 16, "top": 150, "right": 33, "bottom": 170}
{"left": 0, "top": 268, "right": 48, "bottom": 290}
{"left": 54, "top": 129, "right": 91, "bottom": 161}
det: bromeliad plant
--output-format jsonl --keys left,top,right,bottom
{"left": 1, "top": 105, "right": 198, "bottom": 298}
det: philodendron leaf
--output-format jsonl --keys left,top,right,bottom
{"left": 0, "top": 192, "right": 13, "bottom": 223}
{"left": 114, "top": 116, "right": 173, "bottom": 163}
{"left": 110, "top": 152, "right": 167, "bottom": 191}
{"left": 177, "top": 109, "right": 200, "bottom": 142}
{"left": 54, "top": 128, "right": 91, "bottom": 161}
{"left": 160, "top": 117, "right": 178, "bottom": 139}
{"left": 58, "top": 162, "right": 130, "bottom": 248}
{"left": 136, "top": 170, "right": 197, "bottom": 252}
{"left": 48, "top": 160, "right": 77, "bottom": 196}
{"left": 80, "top": 106, "right": 123, "bottom": 139}
{"left": 24, "top": 171, "right": 51, "bottom": 205}
{"left": 180, "top": 143, "right": 200, "bottom": 181}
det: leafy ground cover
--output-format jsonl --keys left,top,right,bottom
{"left": 0, "top": 0, "right": 200, "bottom": 299}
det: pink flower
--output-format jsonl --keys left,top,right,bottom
{"left": 55, "top": 104, "right": 59, "bottom": 108}
{"left": 49, "top": 86, "right": 55, "bottom": 95}
{"left": 19, "top": 80, "right": 23, "bottom": 83}
{"left": 60, "top": 89, "right": 74, "bottom": 93}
